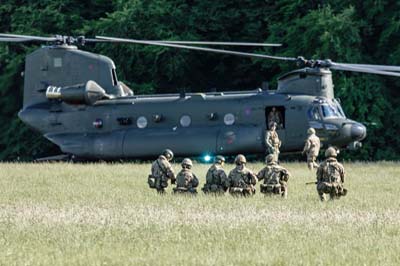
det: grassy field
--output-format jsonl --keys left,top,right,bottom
{"left": 0, "top": 161, "right": 399, "bottom": 265}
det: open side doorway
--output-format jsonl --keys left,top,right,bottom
{"left": 265, "top": 106, "right": 286, "bottom": 148}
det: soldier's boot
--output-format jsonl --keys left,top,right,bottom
{"left": 318, "top": 192, "right": 326, "bottom": 201}
{"left": 337, "top": 188, "right": 348, "bottom": 197}
{"left": 188, "top": 188, "right": 198, "bottom": 195}
{"left": 157, "top": 188, "right": 166, "bottom": 194}
{"left": 329, "top": 192, "right": 337, "bottom": 200}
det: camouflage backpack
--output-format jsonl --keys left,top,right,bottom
{"left": 323, "top": 162, "right": 342, "bottom": 183}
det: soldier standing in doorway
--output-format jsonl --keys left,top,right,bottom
{"left": 268, "top": 107, "right": 283, "bottom": 129}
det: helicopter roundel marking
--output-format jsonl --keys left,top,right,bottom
{"left": 224, "top": 113, "right": 235, "bottom": 125}
{"left": 225, "top": 131, "right": 236, "bottom": 144}
{"left": 88, "top": 64, "right": 94, "bottom": 70}
{"left": 244, "top": 107, "right": 252, "bottom": 116}
{"left": 93, "top": 119, "right": 103, "bottom": 128}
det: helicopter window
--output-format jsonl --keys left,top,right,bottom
{"left": 111, "top": 69, "right": 118, "bottom": 86}
{"left": 321, "top": 104, "right": 344, "bottom": 118}
{"left": 265, "top": 106, "right": 285, "bottom": 129}
{"left": 333, "top": 99, "right": 346, "bottom": 117}
{"left": 53, "top": 58, "right": 62, "bottom": 68}
{"left": 308, "top": 106, "right": 321, "bottom": 121}
{"left": 137, "top": 116, "right": 148, "bottom": 129}
{"left": 180, "top": 115, "right": 191, "bottom": 127}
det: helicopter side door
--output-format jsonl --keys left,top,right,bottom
{"left": 284, "top": 104, "right": 308, "bottom": 151}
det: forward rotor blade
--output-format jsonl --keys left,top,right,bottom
{"left": 0, "top": 33, "right": 57, "bottom": 42}
{"left": 152, "top": 41, "right": 281, "bottom": 47}
{"left": 0, "top": 37, "right": 31, "bottom": 42}
{"left": 96, "top": 36, "right": 296, "bottom": 61}
{"left": 330, "top": 63, "right": 400, "bottom": 77}
{"left": 340, "top": 63, "right": 400, "bottom": 72}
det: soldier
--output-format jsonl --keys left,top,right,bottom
{"left": 202, "top": 155, "right": 229, "bottom": 194}
{"left": 227, "top": 154, "right": 258, "bottom": 196}
{"left": 257, "top": 154, "right": 290, "bottom": 198}
{"left": 265, "top": 122, "right": 281, "bottom": 161}
{"left": 148, "top": 149, "right": 176, "bottom": 194}
{"left": 302, "top": 128, "right": 321, "bottom": 170}
{"left": 173, "top": 158, "right": 199, "bottom": 194}
{"left": 316, "top": 147, "right": 347, "bottom": 201}
{"left": 268, "top": 107, "right": 283, "bottom": 129}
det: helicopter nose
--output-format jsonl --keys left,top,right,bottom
{"left": 351, "top": 123, "right": 367, "bottom": 141}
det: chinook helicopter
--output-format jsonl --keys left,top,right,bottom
{"left": 3, "top": 33, "right": 398, "bottom": 160}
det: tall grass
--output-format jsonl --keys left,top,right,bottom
{"left": 0, "top": 162, "right": 399, "bottom": 265}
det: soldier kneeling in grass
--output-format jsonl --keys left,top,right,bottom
{"left": 173, "top": 158, "right": 199, "bottom": 195}
{"left": 202, "top": 155, "right": 229, "bottom": 195}
{"left": 257, "top": 154, "right": 290, "bottom": 198}
{"left": 148, "top": 149, "right": 176, "bottom": 194}
{"left": 227, "top": 154, "right": 257, "bottom": 197}
{"left": 316, "top": 147, "right": 348, "bottom": 201}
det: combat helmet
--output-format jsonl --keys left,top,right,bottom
{"left": 325, "top": 147, "right": 337, "bottom": 158}
{"left": 181, "top": 158, "right": 193, "bottom": 169}
{"left": 269, "top": 122, "right": 277, "bottom": 129}
{"left": 215, "top": 155, "right": 225, "bottom": 164}
{"left": 162, "top": 149, "right": 174, "bottom": 160}
{"left": 307, "top": 128, "right": 316, "bottom": 135}
{"left": 265, "top": 154, "right": 275, "bottom": 163}
{"left": 234, "top": 154, "right": 247, "bottom": 165}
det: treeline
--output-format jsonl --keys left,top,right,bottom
{"left": 0, "top": 0, "right": 399, "bottom": 160}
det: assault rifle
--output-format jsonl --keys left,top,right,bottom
{"left": 305, "top": 181, "right": 317, "bottom": 185}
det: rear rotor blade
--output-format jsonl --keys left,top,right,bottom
{"left": 95, "top": 36, "right": 296, "bottom": 62}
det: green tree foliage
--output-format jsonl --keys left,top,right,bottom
{"left": 0, "top": 0, "right": 399, "bottom": 160}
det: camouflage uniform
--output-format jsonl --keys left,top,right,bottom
{"left": 258, "top": 154, "right": 290, "bottom": 198}
{"left": 227, "top": 155, "right": 258, "bottom": 196}
{"left": 149, "top": 149, "right": 175, "bottom": 194}
{"left": 302, "top": 128, "right": 321, "bottom": 170}
{"left": 265, "top": 122, "right": 281, "bottom": 161}
{"left": 316, "top": 147, "right": 347, "bottom": 201}
{"left": 202, "top": 156, "right": 229, "bottom": 194}
{"left": 173, "top": 158, "right": 199, "bottom": 194}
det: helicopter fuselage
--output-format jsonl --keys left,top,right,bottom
{"left": 19, "top": 90, "right": 366, "bottom": 159}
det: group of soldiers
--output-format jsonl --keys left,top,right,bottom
{"left": 147, "top": 126, "right": 347, "bottom": 201}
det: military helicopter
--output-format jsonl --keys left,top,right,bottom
{"left": 3, "top": 33, "right": 398, "bottom": 161}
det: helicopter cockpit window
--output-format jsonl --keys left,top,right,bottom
{"left": 111, "top": 69, "right": 118, "bottom": 86}
{"left": 308, "top": 106, "right": 321, "bottom": 121}
{"left": 333, "top": 99, "right": 346, "bottom": 117}
{"left": 320, "top": 103, "right": 345, "bottom": 118}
